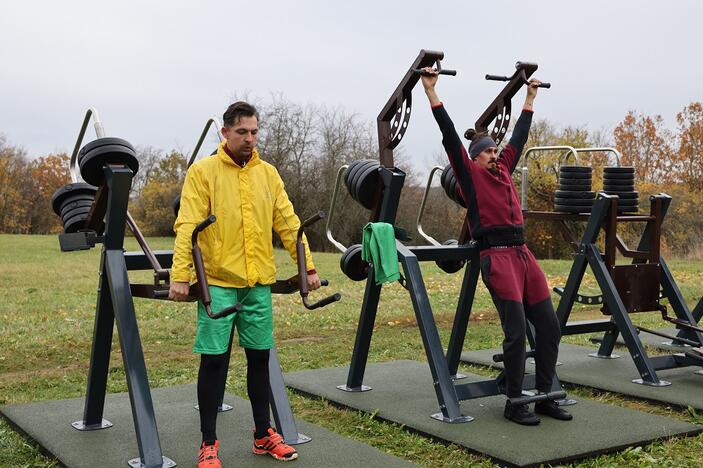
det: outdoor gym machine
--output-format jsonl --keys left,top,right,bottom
{"left": 52, "top": 110, "right": 340, "bottom": 467}
{"left": 327, "top": 52, "right": 567, "bottom": 423}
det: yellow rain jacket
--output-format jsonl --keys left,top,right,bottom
{"left": 171, "top": 143, "right": 315, "bottom": 287}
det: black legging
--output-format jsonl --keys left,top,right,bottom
{"left": 491, "top": 295, "right": 561, "bottom": 398}
{"left": 198, "top": 344, "right": 271, "bottom": 444}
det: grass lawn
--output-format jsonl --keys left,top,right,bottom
{"left": 1, "top": 233, "right": 703, "bottom": 467}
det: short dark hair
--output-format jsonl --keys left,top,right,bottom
{"left": 223, "top": 101, "right": 259, "bottom": 127}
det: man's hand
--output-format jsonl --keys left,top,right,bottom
{"left": 524, "top": 79, "right": 540, "bottom": 111}
{"left": 421, "top": 67, "right": 441, "bottom": 107}
{"left": 420, "top": 67, "right": 439, "bottom": 90}
{"left": 169, "top": 281, "right": 190, "bottom": 301}
{"left": 307, "top": 272, "right": 321, "bottom": 291}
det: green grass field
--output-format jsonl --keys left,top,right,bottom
{"left": 1, "top": 234, "right": 703, "bottom": 467}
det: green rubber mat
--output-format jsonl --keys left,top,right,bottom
{"left": 462, "top": 342, "right": 703, "bottom": 409}
{"left": 284, "top": 360, "right": 700, "bottom": 467}
{"left": 1, "top": 384, "right": 416, "bottom": 468}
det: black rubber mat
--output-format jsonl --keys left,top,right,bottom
{"left": 284, "top": 360, "right": 701, "bottom": 467}
{"left": 1, "top": 384, "right": 416, "bottom": 468}
{"left": 462, "top": 343, "right": 703, "bottom": 409}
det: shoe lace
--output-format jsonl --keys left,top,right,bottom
{"left": 200, "top": 444, "right": 218, "bottom": 461}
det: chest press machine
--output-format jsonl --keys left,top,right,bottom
{"left": 52, "top": 111, "right": 339, "bottom": 468}
{"left": 326, "top": 52, "right": 568, "bottom": 424}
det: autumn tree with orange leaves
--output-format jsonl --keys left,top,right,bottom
{"left": 613, "top": 111, "right": 673, "bottom": 184}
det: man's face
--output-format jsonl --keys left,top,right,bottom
{"left": 475, "top": 147, "right": 499, "bottom": 174}
{"left": 222, "top": 115, "right": 258, "bottom": 158}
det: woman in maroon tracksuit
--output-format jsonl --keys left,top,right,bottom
{"left": 421, "top": 68, "right": 572, "bottom": 425}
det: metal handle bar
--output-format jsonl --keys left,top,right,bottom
{"left": 412, "top": 68, "right": 457, "bottom": 76}
{"left": 190, "top": 215, "right": 241, "bottom": 319}
{"left": 325, "top": 164, "right": 349, "bottom": 253}
{"left": 188, "top": 117, "right": 223, "bottom": 168}
{"left": 517, "top": 146, "right": 579, "bottom": 211}
{"left": 416, "top": 166, "right": 445, "bottom": 246}
{"left": 573, "top": 147, "right": 622, "bottom": 167}
{"left": 297, "top": 211, "right": 342, "bottom": 310}
{"left": 70, "top": 108, "right": 106, "bottom": 183}
{"left": 485, "top": 73, "right": 551, "bottom": 88}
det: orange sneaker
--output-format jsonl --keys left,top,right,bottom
{"left": 198, "top": 440, "right": 221, "bottom": 468}
{"left": 252, "top": 428, "right": 298, "bottom": 461}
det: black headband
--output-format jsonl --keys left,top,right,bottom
{"left": 469, "top": 136, "right": 497, "bottom": 159}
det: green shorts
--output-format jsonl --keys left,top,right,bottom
{"left": 193, "top": 284, "right": 273, "bottom": 354}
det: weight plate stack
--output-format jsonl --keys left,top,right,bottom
{"left": 339, "top": 244, "right": 368, "bottom": 281}
{"left": 344, "top": 159, "right": 381, "bottom": 210}
{"left": 602, "top": 166, "right": 638, "bottom": 213}
{"left": 78, "top": 137, "right": 139, "bottom": 186}
{"left": 554, "top": 165, "right": 593, "bottom": 214}
{"left": 50, "top": 182, "right": 104, "bottom": 233}
{"left": 440, "top": 165, "right": 466, "bottom": 208}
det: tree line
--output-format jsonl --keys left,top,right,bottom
{"left": 1, "top": 98, "right": 702, "bottom": 259}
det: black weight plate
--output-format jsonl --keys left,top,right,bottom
{"left": 440, "top": 164, "right": 452, "bottom": 190}
{"left": 603, "top": 184, "right": 635, "bottom": 192}
{"left": 603, "top": 166, "right": 635, "bottom": 173}
{"left": 554, "top": 204, "right": 593, "bottom": 213}
{"left": 603, "top": 172, "right": 635, "bottom": 180}
{"left": 348, "top": 160, "right": 375, "bottom": 201}
{"left": 344, "top": 160, "right": 371, "bottom": 192}
{"left": 51, "top": 183, "right": 98, "bottom": 215}
{"left": 559, "top": 177, "right": 592, "bottom": 185}
{"left": 62, "top": 212, "right": 91, "bottom": 233}
{"left": 559, "top": 166, "right": 592, "bottom": 173}
{"left": 61, "top": 205, "right": 93, "bottom": 223}
{"left": 436, "top": 239, "right": 465, "bottom": 273}
{"left": 554, "top": 190, "right": 596, "bottom": 199}
{"left": 611, "top": 198, "right": 639, "bottom": 206}
{"left": 554, "top": 197, "right": 595, "bottom": 206}
{"left": 559, "top": 184, "right": 593, "bottom": 192}
{"left": 355, "top": 163, "right": 381, "bottom": 209}
{"left": 344, "top": 160, "right": 363, "bottom": 187}
{"left": 444, "top": 168, "right": 457, "bottom": 198}
{"left": 59, "top": 197, "right": 95, "bottom": 217}
{"left": 450, "top": 176, "right": 467, "bottom": 208}
{"left": 601, "top": 191, "right": 639, "bottom": 199}
{"left": 77, "top": 137, "right": 135, "bottom": 165}
{"left": 558, "top": 170, "right": 591, "bottom": 179}
{"left": 351, "top": 161, "right": 377, "bottom": 205}
{"left": 79, "top": 144, "right": 139, "bottom": 186}
{"left": 340, "top": 244, "right": 367, "bottom": 281}
{"left": 603, "top": 181, "right": 635, "bottom": 188}
{"left": 603, "top": 177, "right": 635, "bottom": 186}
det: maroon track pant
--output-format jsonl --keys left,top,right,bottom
{"left": 479, "top": 244, "right": 561, "bottom": 398}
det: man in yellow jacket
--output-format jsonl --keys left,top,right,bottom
{"left": 169, "top": 101, "right": 320, "bottom": 466}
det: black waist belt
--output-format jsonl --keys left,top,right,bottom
{"left": 476, "top": 230, "right": 525, "bottom": 250}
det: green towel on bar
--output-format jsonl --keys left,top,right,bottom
{"left": 362, "top": 222, "right": 400, "bottom": 285}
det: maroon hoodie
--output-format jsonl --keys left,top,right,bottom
{"left": 431, "top": 103, "right": 533, "bottom": 248}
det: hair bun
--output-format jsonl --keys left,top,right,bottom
{"left": 464, "top": 128, "right": 477, "bottom": 141}
{"left": 464, "top": 128, "right": 476, "bottom": 141}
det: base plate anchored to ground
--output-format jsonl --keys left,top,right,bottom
{"left": 127, "top": 456, "right": 176, "bottom": 468}
{"left": 71, "top": 419, "right": 113, "bottom": 430}
{"left": 336, "top": 384, "right": 372, "bottom": 392}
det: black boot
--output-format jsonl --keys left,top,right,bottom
{"left": 504, "top": 400, "right": 540, "bottom": 425}
{"left": 534, "top": 400, "right": 573, "bottom": 421}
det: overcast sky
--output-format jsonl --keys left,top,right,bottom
{"left": 1, "top": 0, "right": 701, "bottom": 173}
